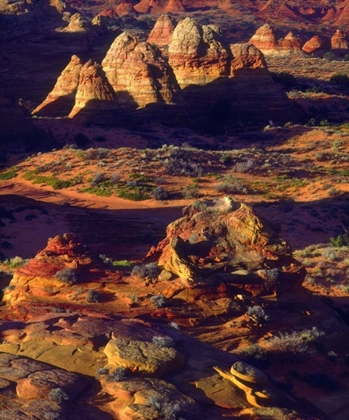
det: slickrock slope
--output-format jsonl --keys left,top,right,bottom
{"left": 102, "top": 31, "right": 183, "bottom": 108}
{"left": 32, "top": 55, "right": 83, "bottom": 116}
{"left": 302, "top": 35, "right": 325, "bottom": 54}
{"left": 147, "top": 14, "right": 176, "bottom": 47}
{"left": 249, "top": 24, "right": 302, "bottom": 56}
{"left": 68, "top": 60, "right": 116, "bottom": 118}
{"left": 148, "top": 197, "right": 305, "bottom": 292}
{"left": 0, "top": 217, "right": 333, "bottom": 419}
{"left": 168, "top": 18, "right": 229, "bottom": 88}
{"left": 331, "top": 29, "right": 349, "bottom": 49}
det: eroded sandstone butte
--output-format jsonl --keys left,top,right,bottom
{"left": 331, "top": 29, "right": 349, "bottom": 49}
{"left": 249, "top": 23, "right": 302, "bottom": 56}
{"left": 148, "top": 197, "right": 306, "bottom": 294}
{"left": 302, "top": 35, "right": 325, "bottom": 54}
{"left": 147, "top": 14, "right": 176, "bottom": 47}
{"left": 102, "top": 31, "right": 183, "bottom": 108}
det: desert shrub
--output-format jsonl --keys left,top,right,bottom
{"left": 323, "top": 51, "right": 338, "bottom": 61}
{"left": 151, "top": 186, "right": 170, "bottom": 200}
{"left": 110, "top": 173, "right": 121, "bottom": 184}
{"left": 55, "top": 267, "right": 78, "bottom": 285}
{"left": 112, "top": 260, "right": 132, "bottom": 267}
{"left": 302, "top": 372, "right": 340, "bottom": 391}
{"left": 106, "top": 367, "right": 127, "bottom": 382}
{"left": 91, "top": 172, "right": 106, "bottom": 186}
{"left": 214, "top": 176, "right": 247, "bottom": 194}
{"left": 232, "top": 159, "right": 254, "bottom": 173}
{"left": 183, "top": 183, "right": 200, "bottom": 199}
{"left": 96, "top": 367, "right": 109, "bottom": 376}
{"left": 48, "top": 388, "right": 69, "bottom": 403}
{"left": 117, "top": 186, "right": 151, "bottom": 201}
{"left": 84, "top": 148, "right": 109, "bottom": 160}
{"left": 329, "top": 232, "right": 349, "bottom": 247}
{"left": 131, "top": 262, "right": 159, "bottom": 278}
{"left": 150, "top": 294, "right": 167, "bottom": 308}
{"left": 220, "top": 152, "right": 233, "bottom": 164}
{"left": 234, "top": 344, "right": 269, "bottom": 366}
{"left": 0, "top": 168, "right": 17, "bottom": 180}
{"left": 330, "top": 73, "right": 349, "bottom": 86}
{"left": 86, "top": 290, "right": 101, "bottom": 303}
{"left": 164, "top": 158, "right": 203, "bottom": 177}
{"left": 246, "top": 305, "right": 270, "bottom": 324}
{"left": 322, "top": 248, "right": 337, "bottom": 260}
{"left": 170, "top": 322, "right": 180, "bottom": 330}
{"left": 152, "top": 335, "right": 174, "bottom": 348}
{"left": 2, "top": 256, "right": 29, "bottom": 269}
{"left": 264, "top": 327, "right": 324, "bottom": 358}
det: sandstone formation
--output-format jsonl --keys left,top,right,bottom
{"left": 302, "top": 35, "right": 325, "bottom": 54}
{"left": 64, "top": 12, "right": 91, "bottom": 32}
{"left": 168, "top": 17, "right": 229, "bottom": 88}
{"left": 163, "top": 0, "right": 186, "bottom": 13}
{"left": 115, "top": 0, "right": 137, "bottom": 16}
{"left": 230, "top": 43, "right": 268, "bottom": 76}
{"left": 249, "top": 24, "right": 302, "bottom": 56}
{"left": 147, "top": 14, "right": 176, "bottom": 47}
{"left": 256, "top": 0, "right": 300, "bottom": 20}
{"left": 334, "top": 0, "right": 349, "bottom": 26}
{"left": 68, "top": 60, "right": 116, "bottom": 118}
{"left": 102, "top": 31, "right": 183, "bottom": 108}
{"left": 331, "top": 29, "right": 349, "bottom": 49}
{"left": 32, "top": 55, "right": 83, "bottom": 116}
{"left": 148, "top": 197, "right": 306, "bottom": 292}
{"left": 134, "top": 0, "right": 163, "bottom": 14}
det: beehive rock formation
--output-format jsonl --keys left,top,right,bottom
{"left": 102, "top": 31, "right": 183, "bottom": 108}
{"left": 249, "top": 24, "right": 302, "bottom": 56}
{"left": 331, "top": 29, "right": 349, "bottom": 49}
{"left": 32, "top": 55, "right": 83, "bottom": 116}
{"left": 115, "top": 0, "right": 137, "bottom": 16}
{"left": 64, "top": 12, "right": 91, "bottom": 32}
{"left": 168, "top": 18, "right": 229, "bottom": 88}
{"left": 164, "top": 0, "right": 186, "bottom": 13}
{"left": 147, "top": 14, "right": 176, "bottom": 47}
{"left": 68, "top": 60, "right": 116, "bottom": 118}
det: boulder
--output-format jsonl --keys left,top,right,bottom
{"left": 302, "top": 35, "right": 325, "bottom": 54}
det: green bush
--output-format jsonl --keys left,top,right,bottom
{"left": 330, "top": 232, "right": 349, "bottom": 247}
{"left": 330, "top": 73, "right": 349, "bottom": 86}
{"left": 0, "top": 169, "right": 17, "bottom": 180}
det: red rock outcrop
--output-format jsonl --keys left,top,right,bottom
{"left": 256, "top": 0, "right": 303, "bottom": 20}
{"left": 163, "top": 0, "right": 186, "bottom": 13}
{"left": 334, "top": 0, "right": 349, "bottom": 26}
{"left": 115, "top": 0, "right": 137, "bottom": 16}
{"left": 102, "top": 31, "right": 183, "bottom": 108}
{"left": 32, "top": 55, "right": 83, "bottom": 116}
{"left": 147, "top": 14, "right": 176, "bottom": 47}
{"left": 134, "top": 0, "right": 163, "bottom": 14}
{"left": 249, "top": 24, "right": 302, "bottom": 56}
{"left": 302, "top": 35, "right": 325, "bottom": 54}
{"left": 68, "top": 60, "right": 116, "bottom": 118}
{"left": 148, "top": 197, "right": 306, "bottom": 293}
{"left": 229, "top": 43, "right": 268, "bottom": 76}
{"left": 168, "top": 18, "right": 229, "bottom": 88}
{"left": 331, "top": 29, "right": 349, "bottom": 49}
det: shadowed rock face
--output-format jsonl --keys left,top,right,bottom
{"left": 102, "top": 31, "right": 183, "bottom": 108}
{"left": 147, "top": 14, "right": 176, "bottom": 47}
{"left": 249, "top": 24, "right": 302, "bottom": 56}
{"left": 148, "top": 197, "right": 306, "bottom": 293}
{"left": 331, "top": 29, "right": 349, "bottom": 49}
{"left": 32, "top": 55, "right": 83, "bottom": 116}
